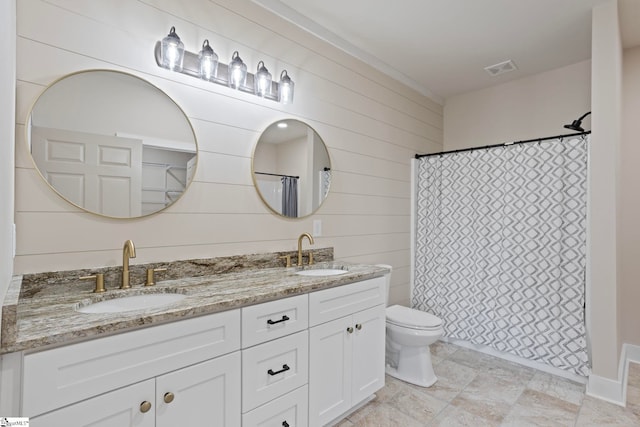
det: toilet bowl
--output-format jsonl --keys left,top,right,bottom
{"left": 376, "top": 265, "right": 443, "bottom": 387}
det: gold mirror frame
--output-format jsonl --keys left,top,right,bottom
{"left": 27, "top": 69, "right": 198, "bottom": 219}
{"left": 252, "top": 119, "right": 331, "bottom": 219}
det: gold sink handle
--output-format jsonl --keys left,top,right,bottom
{"left": 145, "top": 267, "right": 167, "bottom": 286}
{"left": 80, "top": 273, "right": 105, "bottom": 293}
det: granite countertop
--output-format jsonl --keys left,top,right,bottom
{"left": 1, "top": 258, "right": 388, "bottom": 354}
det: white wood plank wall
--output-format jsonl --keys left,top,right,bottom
{"left": 14, "top": 0, "right": 443, "bottom": 306}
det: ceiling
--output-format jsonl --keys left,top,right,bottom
{"left": 254, "top": 0, "right": 640, "bottom": 103}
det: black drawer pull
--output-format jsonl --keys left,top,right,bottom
{"left": 267, "top": 315, "right": 290, "bottom": 325}
{"left": 282, "top": 422, "right": 290, "bottom": 427}
{"left": 268, "top": 364, "right": 290, "bottom": 376}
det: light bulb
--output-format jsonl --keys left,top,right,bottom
{"left": 278, "top": 70, "right": 294, "bottom": 104}
{"left": 228, "top": 51, "right": 247, "bottom": 89}
{"left": 198, "top": 40, "right": 218, "bottom": 81}
{"left": 160, "top": 27, "right": 184, "bottom": 72}
{"left": 254, "top": 61, "right": 272, "bottom": 97}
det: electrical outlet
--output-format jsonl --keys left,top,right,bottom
{"left": 313, "top": 219, "right": 322, "bottom": 237}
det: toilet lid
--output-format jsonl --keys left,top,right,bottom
{"left": 386, "top": 305, "right": 442, "bottom": 329}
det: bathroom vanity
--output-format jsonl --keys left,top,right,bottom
{"left": 0, "top": 256, "right": 387, "bottom": 427}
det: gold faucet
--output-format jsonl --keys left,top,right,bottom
{"left": 121, "top": 239, "right": 136, "bottom": 289}
{"left": 297, "top": 233, "right": 314, "bottom": 266}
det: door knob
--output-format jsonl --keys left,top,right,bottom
{"left": 164, "top": 392, "right": 175, "bottom": 404}
{"left": 355, "top": 323, "right": 362, "bottom": 330}
{"left": 140, "top": 401, "right": 152, "bottom": 413}
{"left": 347, "top": 327, "right": 354, "bottom": 334}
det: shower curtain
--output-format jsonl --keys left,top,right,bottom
{"left": 281, "top": 176, "right": 298, "bottom": 218}
{"left": 413, "top": 135, "right": 589, "bottom": 376}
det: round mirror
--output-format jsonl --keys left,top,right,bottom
{"left": 252, "top": 119, "right": 331, "bottom": 218}
{"left": 27, "top": 70, "right": 197, "bottom": 218}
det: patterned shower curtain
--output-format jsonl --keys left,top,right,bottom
{"left": 413, "top": 135, "right": 589, "bottom": 376}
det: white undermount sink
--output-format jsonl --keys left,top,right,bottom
{"left": 295, "top": 269, "right": 348, "bottom": 277}
{"left": 77, "top": 293, "right": 186, "bottom": 314}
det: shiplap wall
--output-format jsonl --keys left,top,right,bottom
{"left": 14, "top": 0, "right": 443, "bottom": 306}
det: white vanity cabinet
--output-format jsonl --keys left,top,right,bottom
{"left": 241, "top": 294, "right": 310, "bottom": 427}
{"left": 308, "top": 277, "right": 386, "bottom": 427}
{"left": 30, "top": 352, "right": 241, "bottom": 427}
{"left": 6, "top": 273, "right": 387, "bottom": 427}
{"left": 24, "top": 310, "right": 242, "bottom": 426}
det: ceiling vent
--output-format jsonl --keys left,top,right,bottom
{"left": 484, "top": 59, "right": 517, "bottom": 76}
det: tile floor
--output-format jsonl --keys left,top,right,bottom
{"left": 335, "top": 342, "right": 640, "bottom": 426}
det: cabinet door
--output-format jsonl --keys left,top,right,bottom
{"left": 30, "top": 379, "right": 155, "bottom": 427}
{"left": 242, "top": 385, "right": 308, "bottom": 427}
{"left": 351, "top": 305, "right": 386, "bottom": 405}
{"left": 308, "top": 316, "right": 353, "bottom": 427}
{"left": 156, "top": 351, "right": 241, "bottom": 427}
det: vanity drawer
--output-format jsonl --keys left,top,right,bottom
{"left": 22, "top": 309, "right": 240, "bottom": 417}
{"left": 309, "top": 277, "right": 385, "bottom": 326}
{"left": 242, "top": 294, "right": 308, "bottom": 348}
{"left": 243, "top": 385, "right": 308, "bottom": 427}
{"left": 242, "top": 330, "right": 309, "bottom": 412}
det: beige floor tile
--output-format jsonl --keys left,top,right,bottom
{"left": 501, "top": 389, "right": 579, "bottom": 427}
{"left": 330, "top": 342, "right": 640, "bottom": 427}
{"left": 450, "top": 373, "right": 526, "bottom": 423}
{"left": 406, "top": 358, "right": 477, "bottom": 402}
{"left": 448, "top": 346, "right": 500, "bottom": 370}
{"left": 484, "top": 360, "right": 537, "bottom": 385}
{"left": 626, "top": 385, "right": 640, "bottom": 416}
{"left": 373, "top": 375, "right": 405, "bottom": 403}
{"left": 576, "top": 395, "right": 640, "bottom": 426}
{"left": 450, "top": 393, "right": 512, "bottom": 424}
{"left": 346, "top": 401, "right": 426, "bottom": 427}
{"left": 629, "top": 362, "right": 640, "bottom": 385}
{"left": 430, "top": 340, "right": 460, "bottom": 359}
{"left": 526, "top": 371, "right": 586, "bottom": 406}
{"left": 387, "top": 387, "right": 448, "bottom": 423}
{"left": 430, "top": 404, "right": 500, "bottom": 427}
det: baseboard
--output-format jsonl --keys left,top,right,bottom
{"left": 587, "top": 343, "right": 640, "bottom": 407}
{"left": 587, "top": 373, "right": 624, "bottom": 406}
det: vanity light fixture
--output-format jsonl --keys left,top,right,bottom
{"left": 154, "top": 27, "right": 294, "bottom": 103}
{"left": 255, "top": 61, "right": 272, "bottom": 97}
{"left": 160, "top": 26, "right": 185, "bottom": 72}
{"left": 278, "top": 70, "right": 294, "bottom": 104}
{"left": 228, "top": 51, "right": 248, "bottom": 89}
{"left": 198, "top": 39, "right": 218, "bottom": 81}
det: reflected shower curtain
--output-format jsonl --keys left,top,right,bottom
{"left": 282, "top": 176, "right": 298, "bottom": 218}
{"left": 413, "top": 136, "right": 589, "bottom": 376}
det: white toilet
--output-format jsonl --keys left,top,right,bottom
{"left": 377, "top": 265, "right": 443, "bottom": 387}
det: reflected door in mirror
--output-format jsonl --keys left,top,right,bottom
{"left": 27, "top": 70, "right": 198, "bottom": 219}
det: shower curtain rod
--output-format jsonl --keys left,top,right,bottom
{"left": 254, "top": 171, "right": 299, "bottom": 179}
{"left": 414, "top": 130, "right": 591, "bottom": 159}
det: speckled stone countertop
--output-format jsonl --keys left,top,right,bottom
{"left": 1, "top": 249, "right": 389, "bottom": 354}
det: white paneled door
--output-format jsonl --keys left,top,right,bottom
{"left": 31, "top": 126, "right": 142, "bottom": 217}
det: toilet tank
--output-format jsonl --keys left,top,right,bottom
{"left": 375, "top": 264, "right": 392, "bottom": 306}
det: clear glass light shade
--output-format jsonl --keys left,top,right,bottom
{"left": 198, "top": 40, "right": 218, "bottom": 81}
{"left": 228, "top": 51, "right": 247, "bottom": 89}
{"left": 278, "top": 70, "right": 294, "bottom": 104}
{"left": 254, "top": 61, "right": 272, "bottom": 97}
{"left": 160, "top": 26, "right": 184, "bottom": 72}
